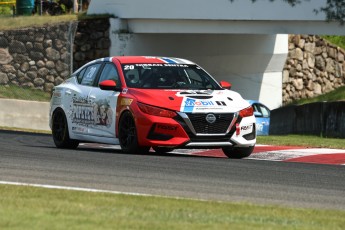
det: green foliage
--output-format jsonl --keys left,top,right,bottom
{"left": 0, "top": 84, "right": 51, "bottom": 102}
{"left": 0, "top": 0, "right": 14, "bottom": 15}
{"left": 1, "top": 184, "right": 345, "bottom": 229}
{"left": 323, "top": 35, "right": 345, "bottom": 50}
{"left": 289, "top": 85, "right": 345, "bottom": 105}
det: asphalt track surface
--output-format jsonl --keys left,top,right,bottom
{"left": 1, "top": 130, "right": 345, "bottom": 210}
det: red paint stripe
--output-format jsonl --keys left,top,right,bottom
{"left": 193, "top": 146, "right": 303, "bottom": 158}
{"left": 284, "top": 154, "right": 345, "bottom": 165}
{"left": 193, "top": 149, "right": 226, "bottom": 158}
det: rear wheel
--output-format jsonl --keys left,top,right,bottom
{"left": 222, "top": 146, "right": 254, "bottom": 159}
{"left": 119, "top": 111, "right": 150, "bottom": 154}
{"left": 52, "top": 109, "right": 79, "bottom": 149}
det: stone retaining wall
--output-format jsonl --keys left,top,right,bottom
{"left": 0, "top": 18, "right": 110, "bottom": 93}
{"left": 0, "top": 22, "right": 78, "bottom": 92}
{"left": 283, "top": 35, "right": 345, "bottom": 105}
{"left": 73, "top": 18, "right": 110, "bottom": 70}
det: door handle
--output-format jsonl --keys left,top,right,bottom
{"left": 65, "top": 90, "right": 72, "bottom": 95}
{"left": 89, "top": 95, "right": 96, "bottom": 99}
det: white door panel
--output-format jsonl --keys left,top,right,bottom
{"left": 87, "top": 88, "right": 119, "bottom": 138}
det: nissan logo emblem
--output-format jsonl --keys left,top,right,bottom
{"left": 205, "top": 113, "right": 216, "bottom": 124}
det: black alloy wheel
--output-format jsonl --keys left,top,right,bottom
{"left": 119, "top": 111, "right": 150, "bottom": 154}
{"left": 52, "top": 109, "right": 79, "bottom": 149}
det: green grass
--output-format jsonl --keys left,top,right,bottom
{"left": 0, "top": 84, "right": 51, "bottom": 102}
{"left": 0, "top": 184, "right": 344, "bottom": 230}
{"left": 288, "top": 85, "right": 345, "bottom": 105}
{"left": 0, "top": 14, "right": 77, "bottom": 30}
{"left": 323, "top": 35, "right": 345, "bottom": 50}
{"left": 0, "top": 12, "right": 113, "bottom": 31}
{"left": 257, "top": 135, "right": 345, "bottom": 149}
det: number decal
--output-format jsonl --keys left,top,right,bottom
{"left": 124, "top": 65, "right": 134, "bottom": 70}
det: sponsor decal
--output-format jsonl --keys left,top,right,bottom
{"left": 185, "top": 98, "right": 214, "bottom": 106}
{"left": 122, "top": 88, "right": 128, "bottom": 94}
{"left": 72, "top": 126, "right": 87, "bottom": 133}
{"left": 256, "top": 123, "right": 264, "bottom": 132}
{"left": 240, "top": 124, "right": 253, "bottom": 135}
{"left": 70, "top": 96, "right": 113, "bottom": 128}
{"left": 120, "top": 98, "right": 133, "bottom": 106}
{"left": 124, "top": 64, "right": 189, "bottom": 70}
{"left": 181, "top": 98, "right": 227, "bottom": 112}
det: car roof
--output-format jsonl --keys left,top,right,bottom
{"left": 112, "top": 56, "right": 196, "bottom": 65}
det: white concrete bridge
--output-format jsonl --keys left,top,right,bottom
{"left": 88, "top": 0, "right": 344, "bottom": 109}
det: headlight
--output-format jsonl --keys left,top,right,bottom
{"left": 239, "top": 106, "right": 254, "bottom": 118}
{"left": 137, "top": 102, "right": 177, "bottom": 118}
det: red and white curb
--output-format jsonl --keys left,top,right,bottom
{"left": 79, "top": 144, "right": 345, "bottom": 166}
{"left": 182, "top": 145, "right": 345, "bottom": 166}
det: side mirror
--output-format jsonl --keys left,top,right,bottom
{"left": 99, "top": 80, "right": 119, "bottom": 91}
{"left": 220, "top": 81, "right": 232, "bottom": 90}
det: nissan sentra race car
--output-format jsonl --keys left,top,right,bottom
{"left": 50, "top": 56, "right": 256, "bottom": 158}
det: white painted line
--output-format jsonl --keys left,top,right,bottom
{"left": 279, "top": 148, "right": 345, "bottom": 154}
{"left": 0, "top": 181, "right": 152, "bottom": 197}
{"left": 0, "top": 181, "right": 211, "bottom": 202}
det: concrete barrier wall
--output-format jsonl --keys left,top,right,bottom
{"left": 270, "top": 102, "right": 345, "bottom": 138}
{"left": 0, "top": 99, "right": 50, "bottom": 131}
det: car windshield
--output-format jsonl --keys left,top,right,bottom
{"left": 121, "top": 64, "right": 222, "bottom": 90}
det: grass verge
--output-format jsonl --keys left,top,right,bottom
{"left": 0, "top": 14, "right": 77, "bottom": 30}
{"left": 257, "top": 135, "right": 345, "bottom": 149}
{"left": 0, "top": 13, "right": 113, "bottom": 31}
{"left": 288, "top": 85, "right": 345, "bottom": 105}
{"left": 323, "top": 35, "right": 345, "bottom": 50}
{"left": 0, "top": 84, "right": 51, "bottom": 102}
{"left": 0, "top": 184, "right": 345, "bottom": 230}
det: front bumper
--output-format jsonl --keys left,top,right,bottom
{"left": 135, "top": 110, "right": 256, "bottom": 148}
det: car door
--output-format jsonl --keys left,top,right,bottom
{"left": 87, "top": 63, "right": 121, "bottom": 138}
{"left": 69, "top": 63, "right": 102, "bottom": 135}
{"left": 253, "top": 103, "right": 270, "bottom": 135}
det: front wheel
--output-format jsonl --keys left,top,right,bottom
{"left": 222, "top": 145, "right": 254, "bottom": 159}
{"left": 118, "top": 111, "right": 150, "bottom": 154}
{"left": 52, "top": 109, "right": 79, "bottom": 149}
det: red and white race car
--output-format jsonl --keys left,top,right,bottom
{"left": 50, "top": 56, "right": 256, "bottom": 158}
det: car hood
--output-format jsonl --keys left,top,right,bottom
{"left": 127, "top": 88, "right": 250, "bottom": 113}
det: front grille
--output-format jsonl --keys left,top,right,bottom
{"left": 186, "top": 113, "right": 233, "bottom": 134}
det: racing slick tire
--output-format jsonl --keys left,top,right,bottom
{"left": 52, "top": 109, "right": 79, "bottom": 149}
{"left": 119, "top": 111, "right": 150, "bottom": 154}
{"left": 153, "top": 147, "right": 174, "bottom": 154}
{"left": 222, "top": 145, "right": 255, "bottom": 159}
